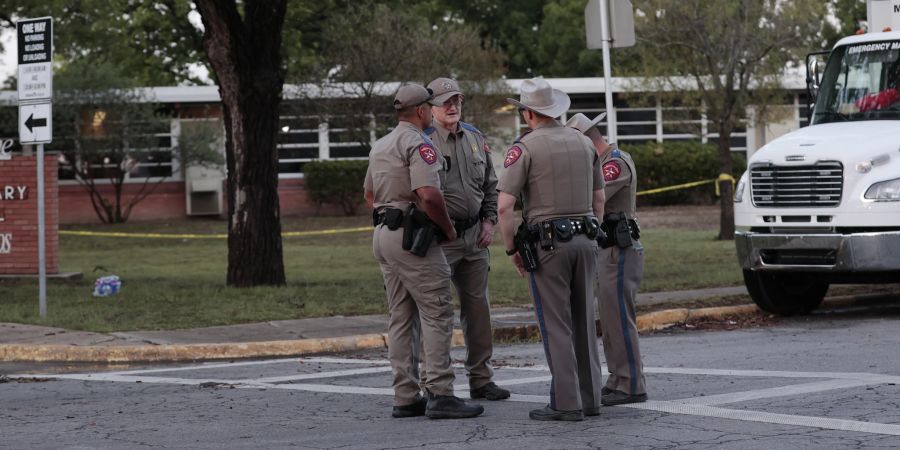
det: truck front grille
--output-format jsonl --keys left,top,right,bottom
{"left": 750, "top": 161, "right": 843, "bottom": 207}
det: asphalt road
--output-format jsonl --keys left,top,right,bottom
{"left": 3, "top": 299, "right": 900, "bottom": 449}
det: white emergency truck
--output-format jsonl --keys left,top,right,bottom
{"left": 734, "top": 1, "right": 900, "bottom": 314}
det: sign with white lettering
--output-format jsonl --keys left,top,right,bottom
{"left": 0, "top": 139, "right": 13, "bottom": 161}
{"left": 16, "top": 17, "right": 53, "bottom": 102}
{"left": 19, "top": 102, "right": 52, "bottom": 144}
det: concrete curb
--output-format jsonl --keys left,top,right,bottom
{"left": 0, "top": 304, "right": 762, "bottom": 363}
{"left": 3, "top": 292, "right": 890, "bottom": 363}
{"left": 0, "top": 330, "right": 468, "bottom": 364}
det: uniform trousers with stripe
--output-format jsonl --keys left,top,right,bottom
{"left": 596, "top": 242, "right": 647, "bottom": 395}
{"left": 373, "top": 225, "right": 456, "bottom": 406}
{"left": 440, "top": 223, "right": 495, "bottom": 389}
{"left": 528, "top": 235, "right": 604, "bottom": 411}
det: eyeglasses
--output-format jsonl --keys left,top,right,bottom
{"left": 441, "top": 97, "right": 463, "bottom": 108}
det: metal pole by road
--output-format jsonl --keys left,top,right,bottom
{"left": 37, "top": 143, "right": 46, "bottom": 318}
{"left": 599, "top": 0, "right": 618, "bottom": 143}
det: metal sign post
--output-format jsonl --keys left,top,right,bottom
{"left": 598, "top": 0, "right": 617, "bottom": 143}
{"left": 17, "top": 16, "right": 53, "bottom": 318}
{"left": 585, "top": 0, "right": 635, "bottom": 144}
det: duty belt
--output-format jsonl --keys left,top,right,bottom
{"left": 533, "top": 216, "right": 601, "bottom": 250}
{"left": 373, "top": 207, "right": 404, "bottom": 230}
{"left": 453, "top": 215, "right": 480, "bottom": 236}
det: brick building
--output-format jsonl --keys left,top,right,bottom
{"left": 0, "top": 77, "right": 811, "bottom": 224}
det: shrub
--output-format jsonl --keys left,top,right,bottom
{"left": 303, "top": 160, "right": 369, "bottom": 215}
{"left": 624, "top": 141, "right": 747, "bottom": 205}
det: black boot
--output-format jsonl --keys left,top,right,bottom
{"left": 425, "top": 394, "right": 485, "bottom": 419}
{"left": 392, "top": 396, "right": 427, "bottom": 418}
{"left": 529, "top": 405, "right": 583, "bottom": 421}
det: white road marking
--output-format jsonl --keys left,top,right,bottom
{"left": 105, "top": 357, "right": 306, "bottom": 375}
{"left": 16, "top": 360, "right": 900, "bottom": 437}
{"left": 623, "top": 401, "right": 900, "bottom": 436}
{"left": 254, "top": 366, "right": 393, "bottom": 383}
{"left": 678, "top": 378, "right": 875, "bottom": 406}
{"left": 104, "top": 356, "right": 389, "bottom": 376}
{"left": 642, "top": 367, "right": 882, "bottom": 380}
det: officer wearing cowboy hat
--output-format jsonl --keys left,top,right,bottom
{"left": 567, "top": 112, "right": 648, "bottom": 406}
{"left": 497, "top": 78, "right": 606, "bottom": 421}
{"left": 422, "top": 77, "right": 510, "bottom": 401}
{"left": 364, "top": 84, "right": 484, "bottom": 420}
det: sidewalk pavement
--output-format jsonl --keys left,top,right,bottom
{"left": 0, "top": 286, "right": 756, "bottom": 363}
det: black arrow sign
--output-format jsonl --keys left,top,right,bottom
{"left": 24, "top": 113, "right": 47, "bottom": 133}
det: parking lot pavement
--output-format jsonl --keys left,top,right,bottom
{"left": 3, "top": 304, "right": 900, "bottom": 449}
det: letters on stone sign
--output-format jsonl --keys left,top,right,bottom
{"left": 0, "top": 233, "right": 11, "bottom": 254}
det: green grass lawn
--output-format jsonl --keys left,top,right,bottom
{"left": 0, "top": 216, "right": 743, "bottom": 332}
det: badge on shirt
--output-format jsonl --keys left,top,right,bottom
{"left": 603, "top": 161, "right": 621, "bottom": 182}
{"left": 504, "top": 146, "right": 523, "bottom": 168}
{"left": 419, "top": 144, "right": 438, "bottom": 165}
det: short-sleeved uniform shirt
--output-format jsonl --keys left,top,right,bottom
{"left": 425, "top": 122, "right": 498, "bottom": 221}
{"left": 600, "top": 144, "right": 638, "bottom": 217}
{"left": 497, "top": 122, "right": 604, "bottom": 224}
{"left": 364, "top": 122, "right": 443, "bottom": 212}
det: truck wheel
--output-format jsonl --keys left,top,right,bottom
{"left": 742, "top": 270, "right": 828, "bottom": 316}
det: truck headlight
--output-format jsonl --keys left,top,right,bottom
{"left": 864, "top": 177, "right": 900, "bottom": 201}
{"left": 734, "top": 171, "right": 749, "bottom": 203}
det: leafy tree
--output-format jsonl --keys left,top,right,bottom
{"left": 632, "top": 0, "right": 828, "bottom": 240}
{"left": 51, "top": 60, "right": 222, "bottom": 223}
{"left": 291, "top": 1, "right": 510, "bottom": 151}
{"left": 823, "top": 0, "right": 867, "bottom": 48}
{"left": 194, "top": 0, "right": 288, "bottom": 287}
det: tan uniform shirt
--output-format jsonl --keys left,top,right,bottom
{"left": 364, "top": 122, "right": 442, "bottom": 211}
{"left": 425, "top": 122, "right": 498, "bottom": 222}
{"left": 601, "top": 144, "right": 637, "bottom": 217}
{"left": 497, "top": 122, "right": 604, "bottom": 224}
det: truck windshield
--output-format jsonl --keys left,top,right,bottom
{"left": 812, "top": 40, "right": 900, "bottom": 125}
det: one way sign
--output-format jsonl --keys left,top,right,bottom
{"left": 19, "top": 102, "right": 52, "bottom": 144}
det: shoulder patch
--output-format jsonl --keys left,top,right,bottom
{"left": 603, "top": 161, "right": 621, "bottom": 182}
{"left": 504, "top": 146, "right": 523, "bottom": 168}
{"left": 419, "top": 144, "right": 438, "bottom": 165}
{"left": 460, "top": 122, "right": 482, "bottom": 135}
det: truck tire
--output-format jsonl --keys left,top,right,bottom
{"left": 742, "top": 270, "right": 829, "bottom": 316}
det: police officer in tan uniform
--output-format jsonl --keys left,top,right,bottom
{"left": 567, "top": 113, "right": 648, "bottom": 406}
{"left": 497, "top": 78, "right": 606, "bottom": 421}
{"left": 364, "top": 84, "right": 484, "bottom": 420}
{"left": 423, "top": 77, "right": 509, "bottom": 401}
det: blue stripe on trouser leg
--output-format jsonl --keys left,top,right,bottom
{"left": 529, "top": 271, "right": 556, "bottom": 409}
{"left": 617, "top": 249, "right": 638, "bottom": 394}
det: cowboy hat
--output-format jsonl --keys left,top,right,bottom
{"left": 506, "top": 78, "right": 571, "bottom": 119}
{"left": 565, "top": 112, "right": 607, "bottom": 134}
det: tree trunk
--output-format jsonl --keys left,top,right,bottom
{"left": 196, "top": 1, "right": 287, "bottom": 287}
{"left": 716, "top": 126, "right": 736, "bottom": 240}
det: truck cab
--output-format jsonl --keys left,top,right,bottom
{"left": 734, "top": 31, "right": 900, "bottom": 315}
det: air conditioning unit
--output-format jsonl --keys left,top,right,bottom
{"left": 186, "top": 174, "right": 223, "bottom": 216}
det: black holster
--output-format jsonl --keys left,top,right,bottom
{"left": 600, "top": 212, "right": 636, "bottom": 249}
{"left": 402, "top": 204, "right": 445, "bottom": 257}
{"left": 514, "top": 223, "right": 540, "bottom": 272}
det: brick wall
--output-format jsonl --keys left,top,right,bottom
{"left": 0, "top": 155, "right": 59, "bottom": 274}
{"left": 59, "top": 177, "right": 348, "bottom": 224}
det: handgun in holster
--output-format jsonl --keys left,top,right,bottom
{"left": 600, "top": 212, "right": 633, "bottom": 249}
{"left": 402, "top": 204, "right": 446, "bottom": 257}
{"left": 514, "top": 223, "right": 540, "bottom": 272}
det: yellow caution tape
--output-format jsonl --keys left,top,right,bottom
{"left": 714, "top": 173, "right": 736, "bottom": 197}
{"left": 63, "top": 175, "right": 740, "bottom": 240}
{"left": 636, "top": 179, "right": 715, "bottom": 196}
{"left": 59, "top": 226, "right": 372, "bottom": 240}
